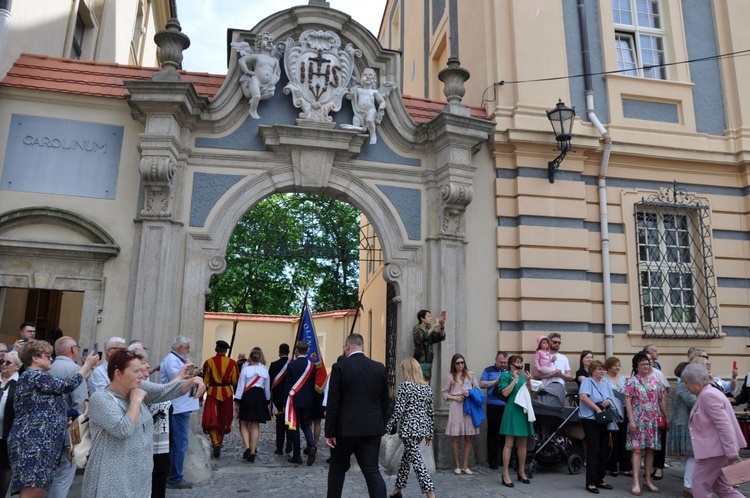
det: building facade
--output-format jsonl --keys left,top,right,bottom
{"left": 377, "top": 0, "right": 750, "bottom": 387}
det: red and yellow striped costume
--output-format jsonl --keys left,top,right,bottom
{"left": 201, "top": 353, "right": 238, "bottom": 447}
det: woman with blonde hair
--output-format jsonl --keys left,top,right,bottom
{"left": 442, "top": 353, "right": 479, "bottom": 475}
{"left": 385, "top": 358, "right": 435, "bottom": 498}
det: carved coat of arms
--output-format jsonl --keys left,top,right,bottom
{"left": 282, "top": 30, "right": 360, "bottom": 123}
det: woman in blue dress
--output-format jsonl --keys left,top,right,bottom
{"left": 498, "top": 354, "right": 534, "bottom": 488}
{"left": 8, "top": 339, "right": 99, "bottom": 497}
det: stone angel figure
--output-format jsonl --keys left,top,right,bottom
{"left": 230, "top": 32, "right": 283, "bottom": 119}
{"left": 341, "top": 68, "right": 398, "bottom": 144}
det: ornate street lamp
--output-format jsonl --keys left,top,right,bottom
{"left": 546, "top": 99, "right": 576, "bottom": 183}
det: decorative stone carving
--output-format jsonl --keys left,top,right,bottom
{"left": 139, "top": 156, "right": 176, "bottom": 219}
{"left": 340, "top": 68, "right": 397, "bottom": 144}
{"left": 282, "top": 30, "right": 360, "bottom": 124}
{"left": 153, "top": 18, "right": 190, "bottom": 82}
{"left": 231, "top": 32, "right": 283, "bottom": 119}
{"left": 384, "top": 263, "right": 402, "bottom": 283}
{"left": 439, "top": 183, "right": 473, "bottom": 239}
{"left": 437, "top": 57, "right": 471, "bottom": 117}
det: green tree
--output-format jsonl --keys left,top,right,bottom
{"left": 206, "top": 194, "right": 361, "bottom": 314}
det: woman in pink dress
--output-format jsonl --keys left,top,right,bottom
{"left": 441, "top": 354, "right": 479, "bottom": 475}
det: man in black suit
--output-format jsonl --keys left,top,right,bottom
{"left": 325, "top": 333, "right": 388, "bottom": 498}
{"left": 268, "top": 343, "right": 292, "bottom": 455}
{"left": 284, "top": 341, "right": 317, "bottom": 466}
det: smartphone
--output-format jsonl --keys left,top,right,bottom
{"left": 97, "top": 352, "right": 103, "bottom": 360}
{"left": 189, "top": 384, "right": 198, "bottom": 397}
{"left": 524, "top": 362, "right": 531, "bottom": 372}
{"left": 734, "top": 361, "right": 738, "bottom": 370}
{"left": 441, "top": 310, "right": 446, "bottom": 319}
{"left": 92, "top": 342, "right": 99, "bottom": 354}
{"left": 81, "top": 348, "right": 89, "bottom": 358}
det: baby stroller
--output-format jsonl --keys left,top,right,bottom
{"left": 525, "top": 382, "right": 585, "bottom": 477}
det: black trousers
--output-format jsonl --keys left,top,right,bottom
{"left": 291, "top": 406, "right": 314, "bottom": 458}
{"left": 653, "top": 427, "right": 667, "bottom": 469}
{"left": 606, "top": 420, "right": 632, "bottom": 473}
{"left": 582, "top": 419, "right": 609, "bottom": 486}
{"left": 485, "top": 404, "right": 506, "bottom": 468}
{"left": 275, "top": 412, "right": 290, "bottom": 451}
{"left": 151, "top": 452, "right": 170, "bottom": 498}
{"left": 327, "top": 435, "right": 386, "bottom": 498}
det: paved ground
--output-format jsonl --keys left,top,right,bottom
{"left": 69, "top": 420, "right": 750, "bottom": 498}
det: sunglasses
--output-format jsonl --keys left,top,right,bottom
{"left": 455, "top": 361, "right": 465, "bottom": 365}
{"left": 551, "top": 340, "right": 561, "bottom": 345}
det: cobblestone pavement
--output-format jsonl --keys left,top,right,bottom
{"left": 69, "top": 418, "right": 750, "bottom": 498}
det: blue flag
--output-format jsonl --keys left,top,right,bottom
{"left": 296, "top": 297, "right": 327, "bottom": 391}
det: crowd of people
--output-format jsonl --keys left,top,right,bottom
{"left": 0, "top": 316, "right": 748, "bottom": 498}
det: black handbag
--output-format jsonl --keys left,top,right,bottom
{"left": 594, "top": 407, "right": 613, "bottom": 426}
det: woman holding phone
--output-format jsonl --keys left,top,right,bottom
{"left": 499, "top": 355, "right": 534, "bottom": 488}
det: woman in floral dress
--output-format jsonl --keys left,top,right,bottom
{"left": 623, "top": 351, "right": 667, "bottom": 496}
{"left": 8, "top": 340, "right": 99, "bottom": 498}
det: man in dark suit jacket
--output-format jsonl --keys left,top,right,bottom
{"left": 268, "top": 343, "right": 292, "bottom": 455}
{"left": 325, "top": 333, "right": 388, "bottom": 498}
{"left": 284, "top": 341, "right": 317, "bottom": 465}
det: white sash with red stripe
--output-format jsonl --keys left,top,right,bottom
{"left": 284, "top": 359, "right": 313, "bottom": 430}
{"left": 243, "top": 375, "right": 262, "bottom": 394}
{"left": 271, "top": 359, "right": 290, "bottom": 414}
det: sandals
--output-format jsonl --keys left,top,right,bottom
{"left": 632, "top": 485, "right": 641, "bottom": 496}
{"left": 643, "top": 482, "right": 660, "bottom": 493}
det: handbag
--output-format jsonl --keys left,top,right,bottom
{"left": 70, "top": 406, "right": 103, "bottom": 469}
{"left": 720, "top": 459, "right": 750, "bottom": 486}
{"left": 656, "top": 415, "right": 667, "bottom": 429}
{"left": 595, "top": 408, "right": 614, "bottom": 426}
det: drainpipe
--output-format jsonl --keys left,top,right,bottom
{"left": 578, "top": 0, "right": 614, "bottom": 358}
{"left": 0, "top": 0, "right": 11, "bottom": 64}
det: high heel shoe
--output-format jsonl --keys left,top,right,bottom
{"left": 502, "top": 477, "right": 515, "bottom": 488}
{"left": 389, "top": 492, "right": 403, "bottom": 498}
{"left": 517, "top": 474, "right": 531, "bottom": 484}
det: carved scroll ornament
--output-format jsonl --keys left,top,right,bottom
{"left": 139, "top": 156, "right": 176, "bottom": 219}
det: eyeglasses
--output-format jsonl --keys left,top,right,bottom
{"left": 1, "top": 361, "right": 14, "bottom": 366}
{"left": 41, "top": 354, "right": 52, "bottom": 360}
{"left": 0, "top": 350, "right": 7, "bottom": 354}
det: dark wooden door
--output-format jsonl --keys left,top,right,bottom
{"left": 25, "top": 289, "right": 62, "bottom": 341}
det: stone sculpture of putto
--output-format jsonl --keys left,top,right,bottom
{"left": 341, "top": 68, "right": 397, "bottom": 144}
{"left": 231, "top": 32, "right": 283, "bottom": 119}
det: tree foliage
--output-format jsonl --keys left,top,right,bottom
{"left": 206, "top": 194, "right": 361, "bottom": 315}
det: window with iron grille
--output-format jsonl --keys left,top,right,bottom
{"left": 634, "top": 183, "right": 718, "bottom": 338}
{"left": 612, "top": 0, "right": 667, "bottom": 80}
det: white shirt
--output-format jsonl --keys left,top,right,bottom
{"left": 234, "top": 364, "right": 271, "bottom": 401}
{"left": 650, "top": 368, "right": 669, "bottom": 390}
{"left": 160, "top": 351, "right": 198, "bottom": 415}
{"left": 545, "top": 352, "right": 571, "bottom": 386}
{"left": 88, "top": 361, "right": 110, "bottom": 395}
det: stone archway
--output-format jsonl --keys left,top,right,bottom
{"left": 124, "top": 5, "right": 495, "bottom": 467}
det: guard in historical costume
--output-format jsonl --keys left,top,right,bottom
{"left": 201, "top": 340, "right": 238, "bottom": 457}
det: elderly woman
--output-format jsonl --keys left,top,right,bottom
{"left": 603, "top": 356, "right": 632, "bottom": 477}
{"left": 681, "top": 363, "right": 746, "bottom": 498}
{"left": 81, "top": 349, "right": 205, "bottom": 497}
{"left": 669, "top": 362, "right": 697, "bottom": 497}
{"left": 8, "top": 340, "right": 99, "bottom": 498}
{"left": 385, "top": 358, "right": 435, "bottom": 498}
{"left": 623, "top": 351, "right": 666, "bottom": 496}
{"left": 578, "top": 360, "right": 615, "bottom": 494}
{"left": 0, "top": 351, "right": 21, "bottom": 496}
